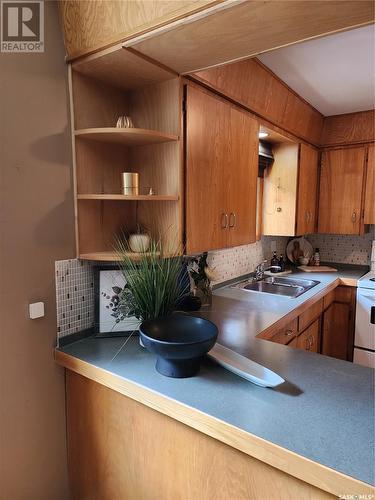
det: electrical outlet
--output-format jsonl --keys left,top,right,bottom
{"left": 270, "top": 240, "right": 277, "bottom": 253}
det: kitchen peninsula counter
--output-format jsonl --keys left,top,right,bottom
{"left": 56, "top": 264, "right": 374, "bottom": 499}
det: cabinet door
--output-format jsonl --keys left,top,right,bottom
{"left": 322, "top": 303, "right": 351, "bottom": 360}
{"left": 296, "top": 319, "right": 320, "bottom": 353}
{"left": 227, "top": 108, "right": 258, "bottom": 247}
{"left": 186, "top": 85, "right": 229, "bottom": 253}
{"left": 364, "top": 143, "right": 375, "bottom": 224}
{"left": 296, "top": 143, "right": 319, "bottom": 235}
{"left": 262, "top": 142, "right": 299, "bottom": 236}
{"left": 318, "top": 146, "right": 366, "bottom": 234}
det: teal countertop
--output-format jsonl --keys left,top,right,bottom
{"left": 58, "top": 264, "right": 374, "bottom": 486}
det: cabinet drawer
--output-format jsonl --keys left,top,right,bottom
{"left": 299, "top": 299, "right": 323, "bottom": 331}
{"left": 296, "top": 319, "right": 320, "bottom": 353}
{"left": 335, "top": 286, "right": 354, "bottom": 304}
{"left": 323, "top": 290, "right": 335, "bottom": 310}
{"left": 270, "top": 318, "right": 298, "bottom": 345}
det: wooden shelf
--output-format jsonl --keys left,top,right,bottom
{"left": 72, "top": 46, "right": 176, "bottom": 91}
{"left": 75, "top": 128, "right": 179, "bottom": 146}
{"left": 79, "top": 251, "right": 159, "bottom": 262}
{"left": 77, "top": 194, "right": 179, "bottom": 201}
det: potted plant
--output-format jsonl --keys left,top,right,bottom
{"left": 115, "top": 238, "right": 218, "bottom": 378}
{"left": 116, "top": 237, "right": 188, "bottom": 323}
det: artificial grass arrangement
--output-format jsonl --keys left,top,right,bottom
{"left": 116, "top": 237, "right": 189, "bottom": 322}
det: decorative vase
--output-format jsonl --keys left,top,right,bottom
{"left": 129, "top": 233, "right": 151, "bottom": 253}
{"left": 139, "top": 315, "right": 218, "bottom": 378}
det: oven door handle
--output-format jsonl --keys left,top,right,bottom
{"left": 371, "top": 306, "right": 375, "bottom": 325}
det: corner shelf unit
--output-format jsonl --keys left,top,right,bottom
{"left": 79, "top": 251, "right": 158, "bottom": 262}
{"left": 77, "top": 194, "right": 179, "bottom": 201}
{"left": 68, "top": 45, "right": 183, "bottom": 260}
{"left": 75, "top": 127, "right": 179, "bottom": 146}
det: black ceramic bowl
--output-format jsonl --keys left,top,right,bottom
{"left": 139, "top": 314, "right": 218, "bottom": 378}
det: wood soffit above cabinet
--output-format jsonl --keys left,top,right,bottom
{"left": 191, "top": 59, "right": 375, "bottom": 147}
{"left": 125, "top": 1, "right": 375, "bottom": 75}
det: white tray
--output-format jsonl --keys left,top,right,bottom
{"left": 208, "top": 344, "right": 285, "bottom": 388}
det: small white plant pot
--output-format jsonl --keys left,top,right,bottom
{"left": 129, "top": 234, "right": 151, "bottom": 253}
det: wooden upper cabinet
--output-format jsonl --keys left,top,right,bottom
{"left": 364, "top": 143, "right": 375, "bottom": 224}
{"left": 262, "top": 139, "right": 319, "bottom": 237}
{"left": 296, "top": 143, "right": 319, "bottom": 235}
{"left": 227, "top": 106, "right": 259, "bottom": 248}
{"left": 185, "top": 85, "right": 258, "bottom": 254}
{"left": 318, "top": 146, "right": 366, "bottom": 235}
{"left": 262, "top": 142, "right": 299, "bottom": 236}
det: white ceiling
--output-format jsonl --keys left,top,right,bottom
{"left": 258, "top": 25, "right": 375, "bottom": 116}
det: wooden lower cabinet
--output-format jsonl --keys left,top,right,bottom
{"left": 322, "top": 286, "right": 356, "bottom": 361}
{"left": 287, "top": 319, "right": 320, "bottom": 352}
{"left": 66, "top": 371, "right": 335, "bottom": 500}
{"left": 269, "top": 318, "right": 298, "bottom": 345}
{"left": 296, "top": 320, "right": 320, "bottom": 353}
{"left": 268, "top": 286, "right": 356, "bottom": 360}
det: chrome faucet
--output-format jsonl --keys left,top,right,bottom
{"left": 254, "top": 260, "right": 268, "bottom": 281}
{"left": 254, "top": 260, "right": 282, "bottom": 281}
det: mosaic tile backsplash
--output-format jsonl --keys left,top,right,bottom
{"left": 306, "top": 227, "right": 374, "bottom": 266}
{"left": 55, "top": 259, "right": 95, "bottom": 341}
{"left": 208, "top": 236, "right": 288, "bottom": 284}
{"left": 55, "top": 229, "right": 374, "bottom": 339}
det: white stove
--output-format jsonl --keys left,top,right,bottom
{"left": 354, "top": 242, "right": 375, "bottom": 368}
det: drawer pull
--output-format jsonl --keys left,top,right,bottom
{"left": 351, "top": 211, "right": 357, "bottom": 223}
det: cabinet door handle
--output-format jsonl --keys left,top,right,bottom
{"left": 305, "top": 211, "right": 309, "bottom": 222}
{"left": 221, "top": 213, "right": 228, "bottom": 229}
{"left": 229, "top": 212, "right": 236, "bottom": 228}
{"left": 305, "top": 338, "right": 310, "bottom": 350}
{"left": 351, "top": 211, "right": 357, "bottom": 223}
{"left": 285, "top": 329, "right": 294, "bottom": 337}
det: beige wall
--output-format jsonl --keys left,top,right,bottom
{"left": 0, "top": 2, "right": 74, "bottom": 498}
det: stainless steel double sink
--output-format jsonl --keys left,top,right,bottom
{"left": 232, "top": 276, "right": 320, "bottom": 298}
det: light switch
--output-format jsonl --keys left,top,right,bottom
{"left": 29, "top": 302, "right": 45, "bottom": 319}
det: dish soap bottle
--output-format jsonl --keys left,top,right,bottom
{"left": 278, "top": 255, "right": 285, "bottom": 272}
{"left": 271, "top": 251, "right": 279, "bottom": 273}
{"left": 313, "top": 248, "right": 320, "bottom": 267}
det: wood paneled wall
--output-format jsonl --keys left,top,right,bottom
{"left": 58, "top": 0, "right": 219, "bottom": 60}
{"left": 321, "top": 110, "right": 375, "bottom": 146}
{"left": 193, "top": 59, "right": 324, "bottom": 145}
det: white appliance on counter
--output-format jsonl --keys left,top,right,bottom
{"left": 354, "top": 241, "right": 375, "bottom": 368}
